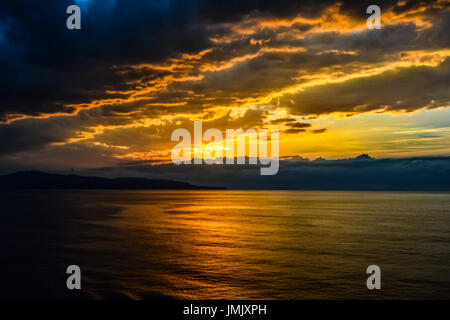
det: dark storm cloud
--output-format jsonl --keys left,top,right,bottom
{"left": 282, "top": 121, "right": 312, "bottom": 134}
{"left": 136, "top": 15, "right": 450, "bottom": 114}
{"left": 1, "top": 0, "right": 442, "bottom": 121}
{"left": 277, "top": 57, "right": 450, "bottom": 115}
{"left": 270, "top": 117, "right": 297, "bottom": 124}
{"left": 0, "top": 0, "right": 313, "bottom": 120}
{"left": 419, "top": 9, "right": 450, "bottom": 48}
{"left": 1, "top": 0, "right": 213, "bottom": 120}
{"left": 289, "top": 122, "right": 311, "bottom": 128}
{"left": 311, "top": 128, "right": 327, "bottom": 134}
{"left": 0, "top": 106, "right": 149, "bottom": 156}
{"left": 284, "top": 128, "right": 307, "bottom": 134}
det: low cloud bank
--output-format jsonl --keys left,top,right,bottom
{"left": 76, "top": 155, "right": 450, "bottom": 191}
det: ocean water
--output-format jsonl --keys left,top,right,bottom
{"left": 1, "top": 190, "right": 450, "bottom": 299}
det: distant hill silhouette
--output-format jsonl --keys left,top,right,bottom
{"left": 0, "top": 171, "right": 224, "bottom": 190}
{"left": 352, "top": 154, "right": 374, "bottom": 161}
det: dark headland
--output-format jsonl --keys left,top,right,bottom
{"left": 0, "top": 171, "right": 224, "bottom": 190}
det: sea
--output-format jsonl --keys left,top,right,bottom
{"left": 1, "top": 190, "right": 450, "bottom": 299}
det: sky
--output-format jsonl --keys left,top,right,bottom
{"left": 1, "top": 0, "right": 450, "bottom": 173}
